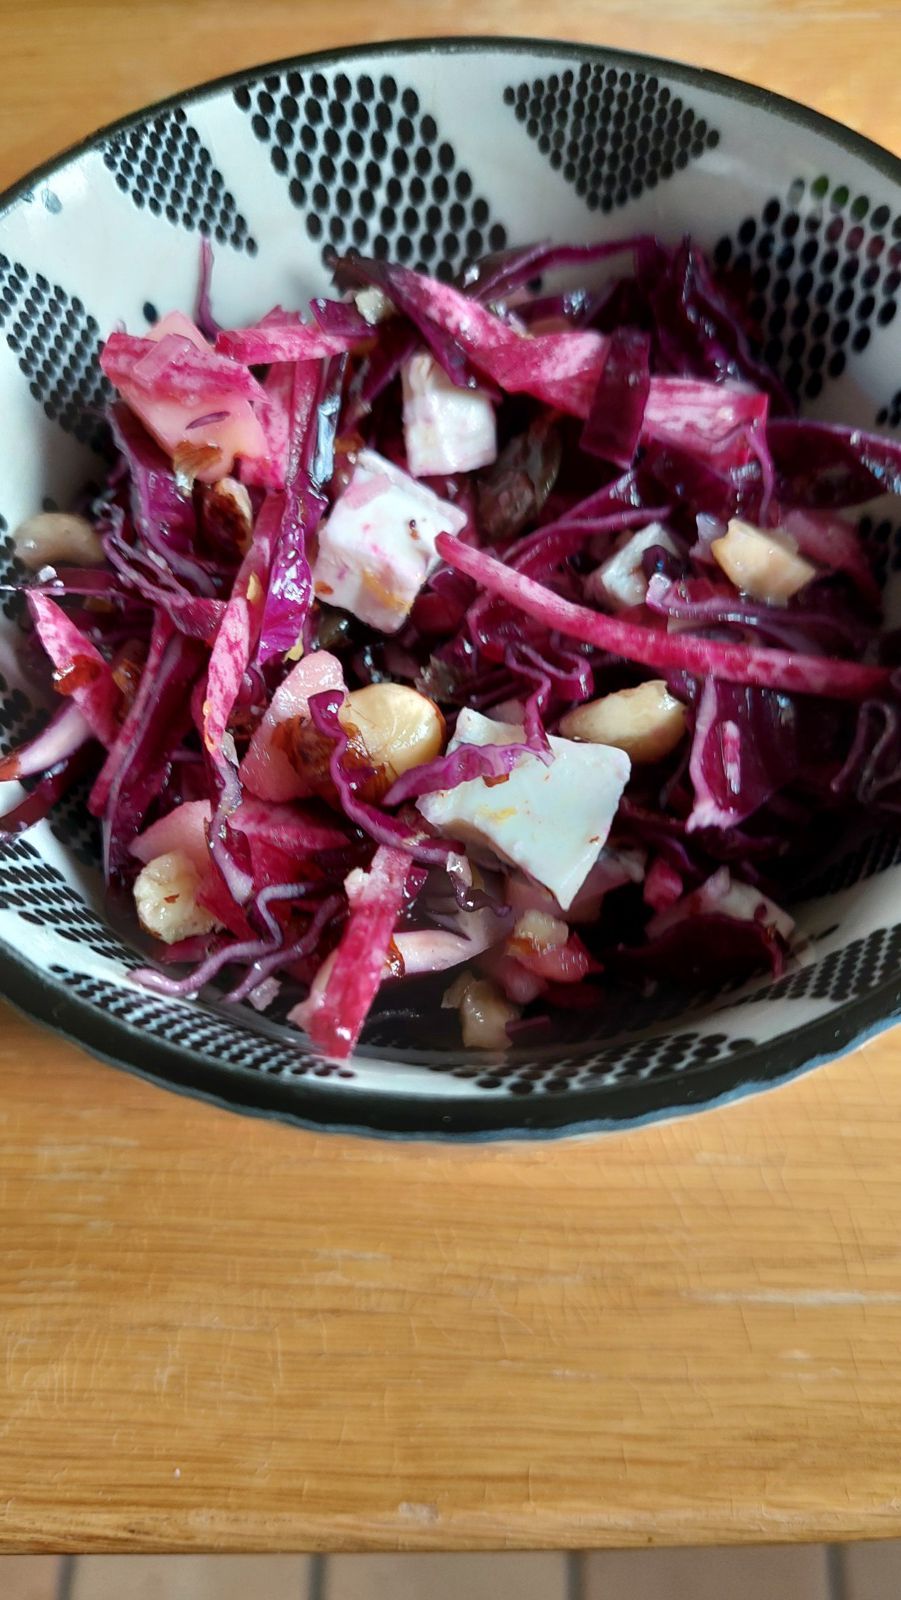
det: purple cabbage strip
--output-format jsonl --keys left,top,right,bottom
{"left": 438, "top": 532, "right": 891, "bottom": 702}
{"left": 345, "top": 317, "right": 419, "bottom": 425}
{"left": 648, "top": 239, "right": 794, "bottom": 413}
{"left": 513, "top": 639, "right": 594, "bottom": 707}
{"left": 108, "top": 406, "right": 216, "bottom": 594}
{"left": 250, "top": 878, "right": 323, "bottom": 945}
{"left": 95, "top": 614, "right": 206, "bottom": 877}
{"left": 102, "top": 507, "right": 182, "bottom": 592}
{"left": 208, "top": 804, "right": 255, "bottom": 910}
{"left": 832, "top": 699, "right": 901, "bottom": 812}
{"left": 515, "top": 288, "right": 595, "bottom": 326}
{"left": 255, "top": 489, "right": 317, "bottom": 668}
{"left": 254, "top": 368, "right": 318, "bottom": 668}
{"left": 769, "top": 419, "right": 901, "bottom": 508}
{"left": 195, "top": 238, "right": 222, "bottom": 341}
{"left": 508, "top": 507, "right": 660, "bottom": 579}
{"left": 581, "top": 326, "right": 651, "bottom": 468}
{"left": 509, "top": 653, "right": 553, "bottom": 755}
{"left": 745, "top": 420, "right": 777, "bottom": 524}
{"left": 134, "top": 884, "right": 344, "bottom": 1000}
{"left": 255, "top": 353, "right": 347, "bottom": 669}
{"left": 309, "top": 296, "right": 374, "bottom": 338}
{"left": 308, "top": 688, "right": 455, "bottom": 864}
{"left": 90, "top": 608, "right": 172, "bottom": 819}
{"left": 203, "top": 487, "right": 287, "bottom": 759}
{"left": 331, "top": 253, "right": 487, "bottom": 392}
{"left": 639, "top": 438, "right": 765, "bottom": 524}
{"left": 561, "top": 468, "right": 650, "bottom": 520}
{"left": 385, "top": 643, "right": 584, "bottom": 806}
{"left": 225, "top": 894, "right": 344, "bottom": 1002}
{"left": 610, "top": 912, "right": 787, "bottom": 985}
{"left": 687, "top": 679, "right": 802, "bottom": 832}
{"left": 134, "top": 929, "right": 272, "bottom": 999}
{"left": 103, "top": 523, "right": 225, "bottom": 642}
{"left": 678, "top": 242, "right": 794, "bottom": 411}
{"left": 0, "top": 745, "right": 94, "bottom": 846}
{"left": 780, "top": 508, "right": 882, "bottom": 610}
{"left": 461, "top": 235, "right": 656, "bottom": 302}
{"left": 0, "top": 700, "right": 92, "bottom": 781}
{"left": 645, "top": 573, "right": 873, "bottom": 656}
{"left": 21, "top": 567, "right": 124, "bottom": 599}
{"left": 381, "top": 739, "right": 533, "bottom": 806}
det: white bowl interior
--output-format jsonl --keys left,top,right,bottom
{"left": 0, "top": 40, "right": 899, "bottom": 1132}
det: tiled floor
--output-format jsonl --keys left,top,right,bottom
{"left": 69, "top": 1556, "right": 311, "bottom": 1600}
{"left": 3, "top": 1543, "right": 901, "bottom": 1598}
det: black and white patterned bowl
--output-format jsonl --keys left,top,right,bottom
{"left": 1, "top": 37, "right": 900, "bottom": 1140}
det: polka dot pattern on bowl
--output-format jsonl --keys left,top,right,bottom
{"left": 234, "top": 69, "right": 507, "bottom": 280}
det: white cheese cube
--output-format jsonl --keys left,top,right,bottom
{"left": 312, "top": 448, "right": 467, "bottom": 633}
{"left": 417, "top": 709, "right": 631, "bottom": 911}
{"left": 402, "top": 352, "right": 497, "bottom": 477}
{"left": 587, "top": 522, "right": 678, "bottom": 611}
{"left": 505, "top": 844, "right": 645, "bottom": 925}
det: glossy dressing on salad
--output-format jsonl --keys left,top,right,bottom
{"left": 4, "top": 235, "right": 901, "bottom": 1058}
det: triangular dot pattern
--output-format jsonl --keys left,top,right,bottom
{"left": 748, "top": 923, "right": 901, "bottom": 1004}
{"left": 0, "top": 841, "right": 132, "bottom": 965}
{"left": 103, "top": 107, "right": 258, "bottom": 253}
{"left": 798, "top": 830, "right": 901, "bottom": 901}
{"left": 0, "top": 668, "right": 43, "bottom": 757}
{"left": 234, "top": 69, "right": 507, "bottom": 280}
{"left": 0, "top": 514, "right": 24, "bottom": 624}
{"left": 858, "top": 511, "right": 901, "bottom": 590}
{"left": 50, "top": 964, "right": 355, "bottom": 1079}
{"left": 0, "top": 254, "right": 110, "bottom": 450}
{"left": 502, "top": 63, "right": 719, "bottom": 213}
{"left": 464, "top": 1028, "right": 750, "bottom": 1096}
{"left": 0, "top": 496, "right": 62, "bottom": 627}
{"left": 714, "top": 177, "right": 901, "bottom": 405}
{"left": 48, "top": 773, "right": 103, "bottom": 870}
{"left": 877, "top": 386, "right": 901, "bottom": 428}
{"left": 0, "top": 647, "right": 100, "bottom": 864}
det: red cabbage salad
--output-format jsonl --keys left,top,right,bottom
{"left": 4, "top": 234, "right": 901, "bottom": 1059}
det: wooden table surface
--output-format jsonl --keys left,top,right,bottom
{"left": 2, "top": 0, "right": 901, "bottom": 1557}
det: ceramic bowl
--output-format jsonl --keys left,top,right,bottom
{"left": 1, "top": 36, "right": 900, "bottom": 1138}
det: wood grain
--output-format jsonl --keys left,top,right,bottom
{"left": 2, "top": 0, "right": 901, "bottom": 1556}
{"left": 5, "top": 1016, "right": 901, "bottom": 1552}
{"left": 1, "top": 0, "right": 900, "bottom": 192}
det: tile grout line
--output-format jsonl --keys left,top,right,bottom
{"left": 309, "top": 1552, "right": 328, "bottom": 1600}
{"left": 56, "top": 1555, "right": 77, "bottom": 1600}
{"left": 567, "top": 1550, "right": 586, "bottom": 1600}
{"left": 826, "top": 1544, "right": 848, "bottom": 1600}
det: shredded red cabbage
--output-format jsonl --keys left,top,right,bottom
{"left": 582, "top": 327, "right": 650, "bottom": 468}
{"left": 436, "top": 533, "right": 889, "bottom": 701}
{"left": 3, "top": 233, "right": 898, "bottom": 1057}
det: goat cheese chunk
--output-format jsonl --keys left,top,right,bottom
{"left": 587, "top": 521, "right": 678, "bottom": 611}
{"left": 417, "top": 710, "right": 631, "bottom": 911}
{"left": 312, "top": 448, "right": 467, "bottom": 633}
{"left": 402, "top": 352, "right": 497, "bottom": 477}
